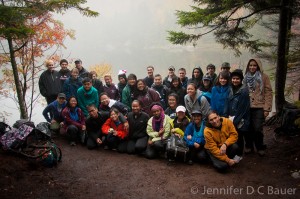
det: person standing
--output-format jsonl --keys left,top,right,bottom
{"left": 243, "top": 58, "right": 273, "bottom": 156}
{"left": 144, "top": 65, "right": 155, "bottom": 88}
{"left": 178, "top": 67, "right": 189, "bottom": 89}
{"left": 75, "top": 59, "right": 89, "bottom": 78}
{"left": 163, "top": 66, "right": 176, "bottom": 88}
{"left": 58, "top": 59, "right": 71, "bottom": 88}
{"left": 63, "top": 68, "right": 83, "bottom": 99}
{"left": 206, "top": 64, "right": 217, "bottom": 85}
{"left": 39, "top": 59, "right": 61, "bottom": 104}
{"left": 121, "top": 73, "right": 137, "bottom": 111}
{"left": 210, "top": 71, "right": 231, "bottom": 117}
{"left": 103, "top": 74, "right": 120, "bottom": 101}
{"left": 226, "top": 69, "right": 250, "bottom": 157}
{"left": 89, "top": 71, "right": 104, "bottom": 96}
{"left": 187, "top": 67, "right": 204, "bottom": 89}
{"left": 77, "top": 77, "right": 99, "bottom": 117}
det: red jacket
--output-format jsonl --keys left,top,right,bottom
{"left": 102, "top": 118, "right": 128, "bottom": 139}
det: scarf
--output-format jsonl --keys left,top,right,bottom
{"left": 151, "top": 105, "right": 165, "bottom": 134}
{"left": 245, "top": 71, "right": 263, "bottom": 93}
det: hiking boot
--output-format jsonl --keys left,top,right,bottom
{"left": 70, "top": 142, "right": 76, "bottom": 146}
{"left": 244, "top": 147, "right": 253, "bottom": 154}
{"left": 258, "top": 150, "right": 266, "bottom": 157}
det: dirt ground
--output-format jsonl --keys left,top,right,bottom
{"left": 0, "top": 126, "right": 300, "bottom": 199}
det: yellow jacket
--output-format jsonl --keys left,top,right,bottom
{"left": 147, "top": 115, "right": 171, "bottom": 142}
{"left": 204, "top": 117, "right": 238, "bottom": 163}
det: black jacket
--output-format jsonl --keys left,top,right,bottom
{"left": 127, "top": 111, "right": 149, "bottom": 139}
{"left": 39, "top": 70, "right": 61, "bottom": 98}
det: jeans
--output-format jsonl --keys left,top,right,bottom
{"left": 207, "top": 143, "right": 239, "bottom": 172}
{"left": 245, "top": 108, "right": 266, "bottom": 151}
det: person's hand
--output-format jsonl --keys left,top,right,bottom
{"left": 60, "top": 122, "right": 64, "bottom": 127}
{"left": 148, "top": 140, "right": 153, "bottom": 145}
{"left": 228, "top": 159, "right": 237, "bottom": 166}
{"left": 51, "top": 119, "right": 57, "bottom": 124}
{"left": 82, "top": 125, "right": 86, "bottom": 131}
{"left": 96, "top": 138, "right": 102, "bottom": 145}
{"left": 187, "top": 135, "right": 192, "bottom": 140}
{"left": 113, "top": 131, "right": 118, "bottom": 136}
{"left": 220, "top": 143, "right": 227, "bottom": 155}
{"left": 264, "top": 111, "right": 269, "bottom": 118}
{"left": 171, "top": 129, "right": 175, "bottom": 133}
{"left": 194, "top": 143, "right": 200, "bottom": 148}
{"left": 124, "top": 122, "right": 129, "bottom": 131}
{"left": 175, "top": 133, "right": 181, "bottom": 138}
{"left": 158, "top": 128, "right": 164, "bottom": 136}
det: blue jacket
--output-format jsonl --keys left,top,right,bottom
{"left": 77, "top": 86, "right": 99, "bottom": 117}
{"left": 63, "top": 77, "right": 83, "bottom": 99}
{"left": 211, "top": 85, "right": 230, "bottom": 117}
{"left": 184, "top": 121, "right": 205, "bottom": 148}
{"left": 42, "top": 100, "right": 67, "bottom": 123}
{"left": 226, "top": 85, "right": 250, "bottom": 131}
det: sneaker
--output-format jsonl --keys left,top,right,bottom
{"left": 244, "top": 147, "right": 252, "bottom": 154}
{"left": 233, "top": 155, "right": 243, "bottom": 163}
{"left": 188, "top": 160, "right": 193, "bottom": 165}
{"left": 70, "top": 142, "right": 76, "bottom": 146}
{"left": 258, "top": 150, "right": 266, "bottom": 157}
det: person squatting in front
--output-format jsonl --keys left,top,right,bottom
{"left": 145, "top": 104, "right": 171, "bottom": 159}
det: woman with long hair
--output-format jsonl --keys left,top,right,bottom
{"left": 61, "top": 96, "right": 86, "bottom": 146}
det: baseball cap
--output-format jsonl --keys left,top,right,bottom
{"left": 57, "top": 93, "right": 66, "bottom": 99}
{"left": 74, "top": 59, "right": 82, "bottom": 63}
{"left": 176, "top": 105, "right": 186, "bottom": 113}
{"left": 168, "top": 66, "right": 175, "bottom": 71}
{"left": 191, "top": 110, "right": 202, "bottom": 115}
{"left": 203, "top": 74, "right": 212, "bottom": 81}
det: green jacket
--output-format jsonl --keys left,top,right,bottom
{"left": 121, "top": 85, "right": 133, "bottom": 111}
{"left": 147, "top": 115, "right": 171, "bottom": 142}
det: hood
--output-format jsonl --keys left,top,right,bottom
{"left": 246, "top": 58, "right": 263, "bottom": 73}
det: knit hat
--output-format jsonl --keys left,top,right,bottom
{"left": 231, "top": 69, "right": 244, "bottom": 81}
{"left": 118, "top": 69, "right": 127, "bottom": 80}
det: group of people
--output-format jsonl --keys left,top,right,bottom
{"left": 39, "top": 58, "right": 272, "bottom": 172}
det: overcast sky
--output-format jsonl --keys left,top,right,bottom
{"left": 55, "top": 0, "right": 252, "bottom": 78}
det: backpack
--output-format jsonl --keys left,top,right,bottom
{"left": 166, "top": 134, "right": 189, "bottom": 162}
{"left": 13, "top": 119, "right": 35, "bottom": 129}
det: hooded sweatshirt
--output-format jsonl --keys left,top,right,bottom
{"left": 243, "top": 58, "right": 273, "bottom": 112}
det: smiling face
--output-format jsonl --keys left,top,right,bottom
{"left": 248, "top": 60, "right": 258, "bottom": 74}
{"left": 131, "top": 101, "right": 141, "bottom": 114}
{"left": 69, "top": 97, "right": 77, "bottom": 108}
{"left": 152, "top": 108, "right": 161, "bottom": 118}
{"left": 119, "top": 77, "right": 126, "bottom": 84}
{"left": 208, "top": 112, "right": 221, "bottom": 128}
{"left": 104, "top": 76, "right": 112, "bottom": 86}
{"left": 100, "top": 94, "right": 110, "bottom": 106}
{"left": 147, "top": 67, "right": 154, "bottom": 76}
{"left": 219, "top": 75, "right": 228, "bottom": 86}
{"left": 172, "top": 79, "right": 179, "bottom": 88}
{"left": 168, "top": 95, "right": 177, "bottom": 109}
{"left": 192, "top": 114, "right": 202, "bottom": 125}
{"left": 71, "top": 69, "right": 79, "bottom": 79}
{"left": 137, "top": 80, "right": 145, "bottom": 91}
{"left": 128, "top": 78, "right": 136, "bottom": 86}
{"left": 46, "top": 60, "right": 55, "bottom": 72}
{"left": 83, "top": 82, "right": 92, "bottom": 91}
{"left": 187, "top": 84, "right": 196, "bottom": 97}
{"left": 177, "top": 111, "right": 185, "bottom": 120}
{"left": 154, "top": 76, "right": 162, "bottom": 86}
{"left": 178, "top": 69, "right": 186, "bottom": 79}
{"left": 110, "top": 110, "right": 119, "bottom": 121}
{"left": 231, "top": 76, "right": 241, "bottom": 87}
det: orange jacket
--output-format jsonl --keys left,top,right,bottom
{"left": 204, "top": 117, "right": 238, "bottom": 163}
{"left": 102, "top": 118, "right": 128, "bottom": 139}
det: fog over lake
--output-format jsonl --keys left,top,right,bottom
{"left": 1, "top": 0, "right": 264, "bottom": 124}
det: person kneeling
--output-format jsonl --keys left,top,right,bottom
{"left": 204, "top": 110, "right": 240, "bottom": 172}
